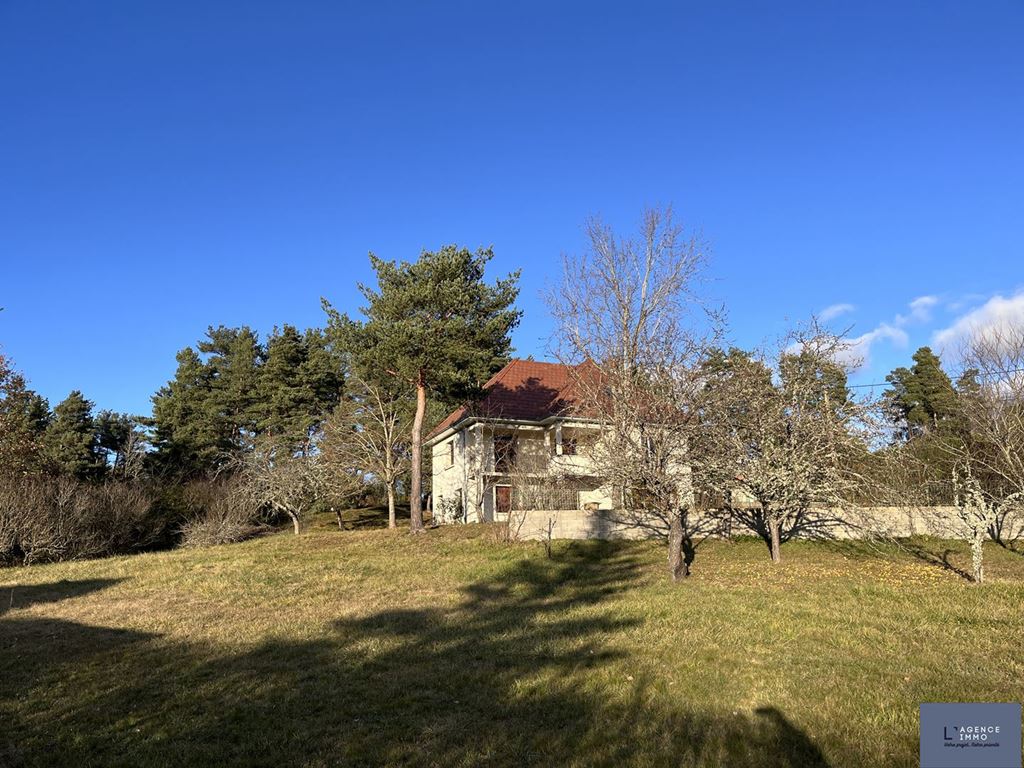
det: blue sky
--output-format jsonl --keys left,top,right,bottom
{"left": 2, "top": 1, "right": 1023, "bottom": 416}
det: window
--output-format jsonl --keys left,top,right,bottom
{"left": 562, "top": 437, "right": 578, "bottom": 455}
{"left": 495, "top": 485, "right": 512, "bottom": 515}
{"left": 494, "top": 435, "right": 516, "bottom": 473}
{"left": 448, "top": 440, "right": 455, "bottom": 467}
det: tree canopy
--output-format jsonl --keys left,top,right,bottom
{"left": 42, "top": 391, "right": 104, "bottom": 479}
{"left": 326, "top": 245, "right": 521, "bottom": 531}
{"left": 152, "top": 325, "right": 344, "bottom": 475}
{"left": 0, "top": 354, "right": 50, "bottom": 476}
{"left": 331, "top": 247, "right": 521, "bottom": 400}
{"left": 884, "top": 346, "right": 959, "bottom": 440}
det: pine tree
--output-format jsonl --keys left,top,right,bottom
{"left": 0, "top": 354, "right": 50, "bottom": 475}
{"left": 43, "top": 390, "right": 103, "bottom": 478}
{"left": 258, "top": 326, "right": 344, "bottom": 452}
{"left": 884, "top": 346, "right": 958, "bottom": 439}
{"left": 780, "top": 348, "right": 851, "bottom": 414}
{"left": 198, "top": 326, "right": 263, "bottom": 453}
{"left": 151, "top": 327, "right": 263, "bottom": 475}
{"left": 152, "top": 346, "right": 220, "bottom": 473}
{"left": 300, "top": 328, "right": 345, "bottom": 423}
{"left": 259, "top": 325, "right": 313, "bottom": 450}
{"left": 883, "top": 347, "right": 965, "bottom": 494}
{"left": 326, "top": 245, "right": 521, "bottom": 532}
{"left": 96, "top": 410, "right": 146, "bottom": 476}
{"left": 152, "top": 325, "right": 342, "bottom": 474}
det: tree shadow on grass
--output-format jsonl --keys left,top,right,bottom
{"left": 989, "top": 510, "right": 1024, "bottom": 556}
{"left": 337, "top": 506, "right": 392, "bottom": 530}
{"left": 306, "top": 506, "right": 393, "bottom": 532}
{"left": 0, "top": 577, "right": 123, "bottom": 616}
{"left": 727, "top": 508, "right": 851, "bottom": 559}
{"left": 899, "top": 539, "right": 973, "bottom": 581}
{"left": 821, "top": 537, "right": 977, "bottom": 581}
{"left": 2, "top": 544, "right": 837, "bottom": 767}
{"left": 993, "top": 537, "right": 1024, "bottom": 559}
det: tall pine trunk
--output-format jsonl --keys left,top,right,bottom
{"left": 409, "top": 378, "right": 426, "bottom": 533}
{"left": 387, "top": 483, "right": 397, "bottom": 529}
{"left": 768, "top": 517, "right": 782, "bottom": 563}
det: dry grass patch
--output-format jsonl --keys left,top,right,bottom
{"left": 2, "top": 523, "right": 1023, "bottom": 767}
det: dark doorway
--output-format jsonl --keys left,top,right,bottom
{"left": 495, "top": 485, "right": 512, "bottom": 516}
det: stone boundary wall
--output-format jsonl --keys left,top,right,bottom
{"left": 507, "top": 506, "right": 1024, "bottom": 542}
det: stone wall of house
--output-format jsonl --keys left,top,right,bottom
{"left": 431, "top": 432, "right": 470, "bottom": 523}
{"left": 432, "top": 424, "right": 611, "bottom": 524}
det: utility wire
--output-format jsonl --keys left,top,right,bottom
{"left": 845, "top": 367, "right": 1024, "bottom": 390}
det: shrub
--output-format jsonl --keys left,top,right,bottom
{"left": 0, "top": 474, "right": 158, "bottom": 565}
{"left": 178, "top": 478, "right": 262, "bottom": 548}
{"left": 435, "top": 496, "right": 463, "bottom": 525}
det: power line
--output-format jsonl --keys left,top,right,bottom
{"left": 845, "top": 367, "right": 1024, "bottom": 390}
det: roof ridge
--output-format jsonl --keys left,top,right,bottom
{"left": 426, "top": 358, "right": 581, "bottom": 442}
{"left": 513, "top": 358, "right": 566, "bottom": 367}
{"left": 483, "top": 359, "right": 517, "bottom": 388}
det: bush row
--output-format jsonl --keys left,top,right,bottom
{"left": 0, "top": 475, "right": 263, "bottom": 566}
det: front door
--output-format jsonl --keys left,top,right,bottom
{"left": 495, "top": 485, "right": 512, "bottom": 516}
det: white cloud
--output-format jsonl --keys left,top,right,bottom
{"left": 819, "top": 303, "right": 855, "bottom": 322}
{"left": 838, "top": 323, "right": 909, "bottom": 370}
{"left": 909, "top": 294, "right": 938, "bottom": 314}
{"left": 809, "top": 297, "right": 924, "bottom": 371}
{"left": 946, "top": 293, "right": 986, "bottom": 313}
{"left": 895, "top": 295, "right": 938, "bottom": 326}
{"left": 801, "top": 293, "right": 1018, "bottom": 375}
{"left": 933, "top": 291, "right": 1024, "bottom": 353}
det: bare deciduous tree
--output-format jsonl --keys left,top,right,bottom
{"left": 937, "top": 324, "right": 1024, "bottom": 582}
{"left": 319, "top": 376, "right": 411, "bottom": 529}
{"left": 708, "top": 325, "right": 878, "bottom": 563}
{"left": 179, "top": 477, "right": 262, "bottom": 548}
{"left": 503, "top": 440, "right": 570, "bottom": 545}
{"left": 243, "top": 441, "right": 324, "bottom": 535}
{"left": 549, "top": 206, "right": 723, "bottom": 580}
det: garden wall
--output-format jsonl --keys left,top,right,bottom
{"left": 507, "top": 506, "right": 1024, "bottom": 542}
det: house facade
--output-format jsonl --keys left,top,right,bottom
{"left": 426, "top": 360, "right": 616, "bottom": 531}
{"left": 425, "top": 359, "right": 1024, "bottom": 543}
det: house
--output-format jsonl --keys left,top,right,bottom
{"left": 429, "top": 360, "right": 1024, "bottom": 544}
{"left": 426, "top": 359, "right": 621, "bottom": 537}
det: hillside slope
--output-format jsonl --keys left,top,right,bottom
{"left": 2, "top": 524, "right": 1023, "bottom": 767}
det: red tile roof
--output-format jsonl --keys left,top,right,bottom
{"left": 427, "top": 359, "right": 596, "bottom": 440}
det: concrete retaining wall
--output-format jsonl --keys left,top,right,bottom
{"left": 505, "top": 506, "right": 1024, "bottom": 542}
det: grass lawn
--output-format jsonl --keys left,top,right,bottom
{"left": 2, "top": 514, "right": 1023, "bottom": 768}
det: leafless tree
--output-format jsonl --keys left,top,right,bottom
{"left": 463, "top": 422, "right": 547, "bottom": 530}
{"left": 708, "top": 325, "right": 879, "bottom": 563}
{"left": 935, "top": 324, "right": 1024, "bottom": 582}
{"left": 319, "top": 376, "right": 412, "bottom": 529}
{"left": 179, "top": 477, "right": 263, "bottom": 548}
{"left": 502, "top": 443, "right": 571, "bottom": 543}
{"left": 17, "top": 477, "right": 82, "bottom": 564}
{"left": 549, "top": 205, "right": 724, "bottom": 580}
{"left": 92, "top": 480, "right": 158, "bottom": 552}
{"left": 243, "top": 440, "right": 324, "bottom": 535}
{"left": 111, "top": 426, "right": 148, "bottom": 481}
